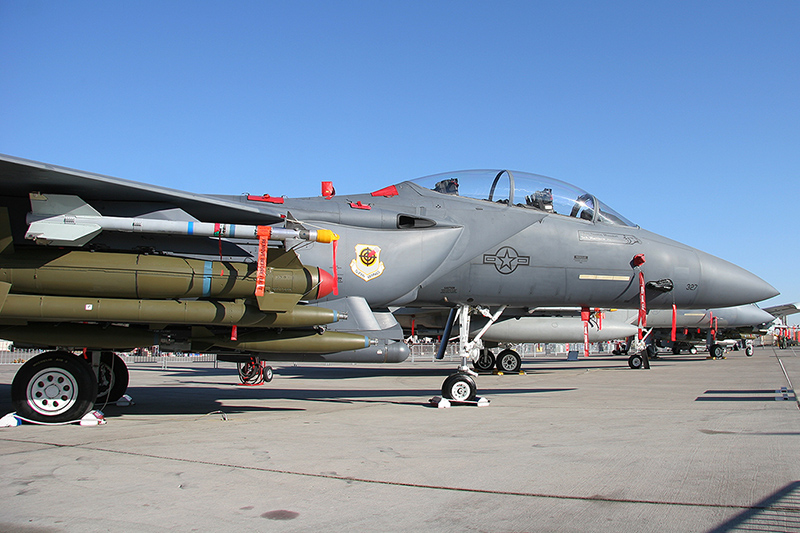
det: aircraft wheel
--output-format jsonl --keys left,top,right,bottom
{"left": 11, "top": 351, "right": 98, "bottom": 423}
{"left": 263, "top": 365, "right": 274, "bottom": 383}
{"left": 709, "top": 344, "right": 724, "bottom": 359}
{"left": 473, "top": 349, "right": 495, "bottom": 372}
{"left": 745, "top": 345, "right": 754, "bottom": 357}
{"left": 97, "top": 352, "right": 129, "bottom": 403}
{"left": 496, "top": 349, "right": 521, "bottom": 373}
{"left": 442, "top": 373, "right": 477, "bottom": 402}
{"left": 689, "top": 346, "right": 698, "bottom": 355}
{"left": 628, "top": 353, "right": 643, "bottom": 369}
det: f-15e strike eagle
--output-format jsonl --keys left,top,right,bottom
{"left": 0, "top": 155, "right": 778, "bottom": 421}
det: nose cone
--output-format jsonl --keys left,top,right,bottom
{"left": 695, "top": 251, "right": 778, "bottom": 307}
{"left": 714, "top": 304, "right": 776, "bottom": 328}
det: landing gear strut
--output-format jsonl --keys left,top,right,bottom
{"left": 440, "top": 305, "right": 506, "bottom": 402}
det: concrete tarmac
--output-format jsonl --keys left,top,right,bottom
{"left": 0, "top": 346, "right": 798, "bottom": 532}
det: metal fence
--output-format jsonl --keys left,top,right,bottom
{"left": 0, "top": 350, "right": 217, "bottom": 366}
{"left": 1, "top": 344, "right": 615, "bottom": 365}
{"left": 407, "top": 342, "right": 617, "bottom": 361}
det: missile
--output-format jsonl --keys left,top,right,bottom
{"left": 231, "top": 339, "right": 411, "bottom": 363}
{"left": 193, "top": 328, "right": 374, "bottom": 354}
{"left": 0, "top": 323, "right": 371, "bottom": 354}
{"left": 0, "top": 248, "right": 334, "bottom": 303}
{"left": 0, "top": 291, "right": 342, "bottom": 328}
{"left": 24, "top": 193, "right": 339, "bottom": 246}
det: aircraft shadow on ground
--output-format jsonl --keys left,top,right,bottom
{"left": 0, "top": 365, "right": 576, "bottom": 418}
{"left": 105, "top": 383, "right": 578, "bottom": 416}
{"left": 705, "top": 480, "right": 800, "bottom": 533}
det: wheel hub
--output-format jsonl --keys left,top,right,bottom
{"left": 27, "top": 369, "right": 78, "bottom": 416}
{"left": 451, "top": 382, "right": 471, "bottom": 401}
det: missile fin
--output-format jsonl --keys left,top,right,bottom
{"left": 29, "top": 193, "right": 101, "bottom": 217}
{"left": 25, "top": 220, "right": 102, "bottom": 247}
{"left": 256, "top": 293, "right": 302, "bottom": 312}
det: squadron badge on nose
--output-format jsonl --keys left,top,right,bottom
{"left": 350, "top": 244, "right": 385, "bottom": 281}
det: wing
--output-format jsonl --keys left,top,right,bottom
{"left": 0, "top": 153, "right": 282, "bottom": 225}
{"left": 763, "top": 302, "right": 800, "bottom": 319}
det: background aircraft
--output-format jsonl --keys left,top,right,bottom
{"left": 0, "top": 155, "right": 778, "bottom": 419}
{"left": 608, "top": 304, "right": 776, "bottom": 366}
{"left": 395, "top": 306, "right": 639, "bottom": 372}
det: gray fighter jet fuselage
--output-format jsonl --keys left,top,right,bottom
{"left": 0, "top": 157, "right": 779, "bottom": 407}
{"left": 242, "top": 170, "right": 776, "bottom": 311}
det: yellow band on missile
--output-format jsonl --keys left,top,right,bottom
{"left": 316, "top": 229, "right": 340, "bottom": 243}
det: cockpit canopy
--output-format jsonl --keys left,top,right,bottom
{"left": 412, "top": 169, "right": 636, "bottom": 227}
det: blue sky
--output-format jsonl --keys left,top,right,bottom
{"left": 2, "top": 1, "right": 798, "bottom": 323}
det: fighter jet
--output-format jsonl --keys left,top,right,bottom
{"left": 607, "top": 304, "right": 777, "bottom": 366}
{"left": 0, "top": 155, "right": 778, "bottom": 420}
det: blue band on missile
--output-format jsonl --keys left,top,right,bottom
{"left": 203, "top": 261, "right": 212, "bottom": 296}
{"left": 364, "top": 337, "right": 369, "bottom": 348}
{"left": 187, "top": 222, "right": 194, "bottom": 235}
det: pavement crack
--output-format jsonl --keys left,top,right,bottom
{"left": 30, "top": 441, "right": 796, "bottom": 514}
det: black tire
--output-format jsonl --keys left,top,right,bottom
{"left": 441, "top": 373, "right": 477, "bottom": 402}
{"left": 263, "top": 365, "right": 274, "bottom": 383}
{"left": 745, "top": 345, "right": 754, "bottom": 357}
{"left": 11, "top": 351, "right": 98, "bottom": 423}
{"left": 689, "top": 346, "right": 698, "bottom": 355}
{"left": 97, "top": 352, "right": 129, "bottom": 403}
{"left": 672, "top": 346, "right": 681, "bottom": 355}
{"left": 495, "top": 349, "right": 521, "bottom": 373}
{"left": 628, "top": 353, "right": 643, "bottom": 369}
{"left": 710, "top": 344, "right": 724, "bottom": 359}
{"left": 473, "top": 349, "right": 495, "bottom": 372}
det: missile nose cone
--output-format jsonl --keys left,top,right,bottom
{"left": 317, "top": 268, "right": 335, "bottom": 299}
{"left": 696, "top": 252, "right": 778, "bottom": 307}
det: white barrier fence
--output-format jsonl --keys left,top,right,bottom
{"left": 0, "top": 350, "right": 217, "bottom": 366}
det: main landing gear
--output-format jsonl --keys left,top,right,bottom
{"left": 439, "top": 305, "right": 507, "bottom": 403}
{"left": 708, "top": 343, "right": 726, "bottom": 359}
{"left": 471, "top": 347, "right": 523, "bottom": 374}
{"left": 11, "top": 350, "right": 131, "bottom": 423}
